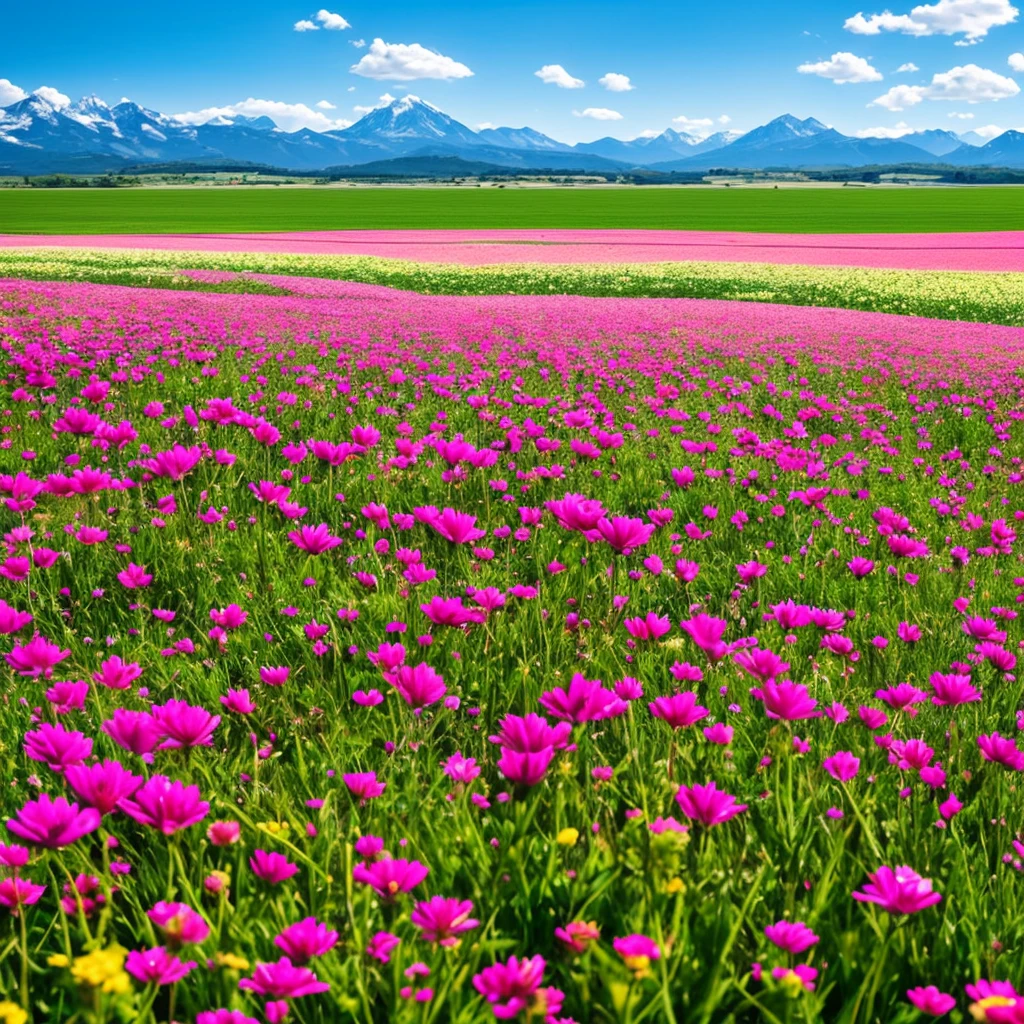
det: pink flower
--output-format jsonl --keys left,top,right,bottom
{"left": 259, "top": 665, "right": 291, "bottom": 687}
{"left": 366, "top": 931, "right": 400, "bottom": 963}
{"left": 148, "top": 901, "right": 210, "bottom": 945}
{"left": 64, "top": 759, "right": 143, "bottom": 815}
{"left": 274, "top": 918, "right": 339, "bottom": 964}
{"left": 675, "top": 781, "right": 747, "bottom": 827}
{"left": 151, "top": 699, "right": 220, "bottom": 749}
{"left": 623, "top": 613, "right": 671, "bottom": 641}
{"left": 765, "top": 921, "right": 819, "bottom": 954}
{"left": 649, "top": 692, "right": 708, "bottom": 730}
{"left": 23, "top": 723, "right": 92, "bottom": 772}
{"left": 429, "top": 508, "right": 486, "bottom": 545}
{"left": 680, "top": 614, "right": 729, "bottom": 662}
{"left": 7, "top": 794, "right": 100, "bottom": 848}
{"left": 125, "top": 946, "right": 196, "bottom": 985}
{"left": 596, "top": 516, "right": 656, "bottom": 554}
{"left": 472, "top": 955, "right": 563, "bottom": 1021}
{"left": 0, "top": 600, "right": 33, "bottom": 634}
{"left": 207, "top": 821, "right": 241, "bottom": 846}
{"left": 978, "top": 732, "right": 1024, "bottom": 771}
{"left": 119, "top": 776, "right": 210, "bottom": 835}
{"left": 852, "top": 866, "right": 941, "bottom": 915}
{"left": 410, "top": 896, "right": 480, "bottom": 946}
{"left": 613, "top": 934, "right": 661, "bottom": 974}
{"left": 288, "top": 524, "right": 342, "bottom": 555}
{"left": 538, "top": 673, "right": 627, "bottom": 722}
{"left": 906, "top": 986, "right": 956, "bottom": 1016}
{"left": 239, "top": 958, "right": 330, "bottom": 998}
{"left": 771, "top": 965, "right": 818, "bottom": 992}
{"left": 822, "top": 751, "right": 860, "bottom": 782}
{"left": 250, "top": 850, "right": 299, "bottom": 884}
{"left": 117, "top": 563, "right": 153, "bottom": 589}
{"left": 101, "top": 709, "right": 162, "bottom": 757}
{"left": 929, "top": 672, "right": 981, "bottom": 706}
{"left": 554, "top": 920, "right": 601, "bottom": 954}
{"left": 344, "top": 771, "right": 386, "bottom": 802}
{"left": 353, "top": 858, "right": 429, "bottom": 900}
{"left": 0, "top": 877, "right": 46, "bottom": 914}
{"left": 389, "top": 662, "right": 447, "bottom": 709}
{"left": 760, "top": 680, "right": 820, "bottom": 721}
{"left": 5, "top": 635, "right": 70, "bottom": 677}
{"left": 93, "top": 655, "right": 142, "bottom": 690}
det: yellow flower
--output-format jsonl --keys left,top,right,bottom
{"left": 47, "top": 954, "right": 70, "bottom": 968}
{"left": 556, "top": 828, "right": 579, "bottom": 847}
{"left": 0, "top": 1002, "right": 28, "bottom": 1024}
{"left": 666, "top": 877, "right": 685, "bottom": 895}
{"left": 71, "top": 945, "right": 129, "bottom": 993}
{"left": 216, "top": 952, "right": 251, "bottom": 971}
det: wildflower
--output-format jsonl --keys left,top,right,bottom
{"left": 239, "top": 958, "right": 331, "bottom": 999}
{"left": 344, "top": 772, "right": 386, "bottom": 802}
{"left": 556, "top": 828, "right": 579, "bottom": 846}
{"left": 65, "top": 760, "right": 143, "bottom": 815}
{"left": 822, "top": 751, "right": 860, "bottom": 782}
{"left": 852, "top": 866, "right": 941, "bottom": 915}
{"left": 765, "top": 921, "right": 819, "bottom": 954}
{"left": 554, "top": 920, "right": 600, "bottom": 954}
{"left": 148, "top": 902, "right": 210, "bottom": 945}
{"left": 119, "top": 776, "right": 209, "bottom": 835}
{"left": 649, "top": 692, "right": 708, "bottom": 729}
{"left": 410, "top": 897, "right": 480, "bottom": 946}
{"left": 472, "top": 955, "right": 563, "bottom": 1021}
{"left": 906, "top": 986, "right": 956, "bottom": 1016}
{"left": 250, "top": 850, "right": 299, "bottom": 885}
{"left": 69, "top": 945, "right": 131, "bottom": 993}
{"left": 7, "top": 794, "right": 100, "bottom": 848}
{"left": 274, "top": 918, "right": 339, "bottom": 964}
{"left": 613, "top": 934, "right": 660, "bottom": 976}
{"left": 675, "top": 781, "right": 747, "bottom": 827}
{"left": 539, "top": 673, "right": 627, "bottom": 722}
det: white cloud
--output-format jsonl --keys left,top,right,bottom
{"left": 172, "top": 98, "right": 352, "bottom": 132}
{"left": 671, "top": 114, "right": 715, "bottom": 135}
{"left": 535, "top": 64, "right": 585, "bottom": 88}
{"left": 351, "top": 38, "right": 366, "bottom": 48}
{"left": 855, "top": 119, "right": 915, "bottom": 136}
{"left": 476, "top": 121, "right": 497, "bottom": 130}
{"left": 0, "top": 79, "right": 27, "bottom": 107}
{"left": 294, "top": 19, "right": 318, "bottom": 31}
{"left": 797, "top": 51, "right": 883, "bottom": 83}
{"left": 599, "top": 72, "right": 634, "bottom": 92}
{"left": 718, "top": 114, "right": 732, "bottom": 124}
{"left": 871, "top": 62, "right": 1019, "bottom": 107}
{"left": 33, "top": 86, "right": 71, "bottom": 109}
{"left": 350, "top": 39, "right": 473, "bottom": 80}
{"left": 634, "top": 128, "right": 661, "bottom": 138}
{"left": 353, "top": 105, "right": 375, "bottom": 115}
{"left": 354, "top": 92, "right": 397, "bottom": 114}
{"left": 316, "top": 9, "right": 350, "bottom": 29}
{"left": 972, "top": 121, "right": 1010, "bottom": 136}
{"left": 573, "top": 107, "right": 623, "bottom": 120}
{"left": 896, "top": 61, "right": 920, "bottom": 71}
{"left": 1010, "top": 51, "right": 1024, "bottom": 70}
{"left": 316, "top": 99, "right": 336, "bottom": 109}
{"left": 845, "top": 0, "right": 1018, "bottom": 44}
{"left": 948, "top": 109, "right": 976, "bottom": 116}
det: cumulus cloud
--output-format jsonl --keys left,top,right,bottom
{"left": 797, "top": 51, "right": 883, "bottom": 83}
{"left": 535, "top": 64, "right": 585, "bottom": 88}
{"left": 718, "top": 114, "right": 732, "bottom": 123}
{"left": 896, "top": 61, "right": 920, "bottom": 71}
{"left": 351, "top": 38, "right": 366, "bottom": 48}
{"left": 0, "top": 79, "right": 27, "bottom": 107}
{"left": 172, "top": 97, "right": 352, "bottom": 132}
{"left": 33, "top": 86, "right": 71, "bottom": 109}
{"left": 354, "top": 93, "right": 397, "bottom": 114}
{"left": 316, "top": 9, "right": 350, "bottom": 29}
{"left": 599, "top": 72, "right": 634, "bottom": 92}
{"left": 971, "top": 121, "right": 1010, "bottom": 136}
{"left": 844, "top": 0, "right": 1018, "bottom": 44}
{"left": 294, "top": 19, "right": 318, "bottom": 31}
{"left": 634, "top": 128, "right": 661, "bottom": 138}
{"left": 1010, "top": 51, "right": 1024, "bottom": 69}
{"left": 476, "top": 121, "right": 497, "bottom": 130}
{"left": 854, "top": 120, "right": 915, "bottom": 136}
{"left": 573, "top": 107, "right": 623, "bottom": 120}
{"left": 870, "top": 62, "right": 1019, "bottom": 108}
{"left": 315, "top": 99, "right": 336, "bottom": 109}
{"left": 350, "top": 39, "right": 473, "bottom": 80}
{"left": 671, "top": 114, "right": 715, "bottom": 134}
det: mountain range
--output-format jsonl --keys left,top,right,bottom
{"left": 2, "top": 91, "right": 1022, "bottom": 176}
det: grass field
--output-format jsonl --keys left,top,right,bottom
{"left": 3, "top": 184, "right": 1024, "bottom": 233}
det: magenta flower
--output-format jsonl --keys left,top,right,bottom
{"left": 274, "top": 918, "right": 339, "bottom": 964}
{"left": 101, "top": 709, "right": 162, "bottom": 757}
{"left": 554, "top": 920, "right": 601, "bottom": 954}
{"left": 0, "top": 877, "right": 46, "bottom": 914}
{"left": 117, "top": 563, "right": 153, "bottom": 589}
{"left": 906, "top": 986, "right": 956, "bottom": 1016}
{"left": 679, "top": 614, "right": 730, "bottom": 662}
{"left": 623, "top": 613, "right": 671, "bottom": 642}
{"left": 288, "top": 523, "right": 342, "bottom": 555}
{"left": 197, "top": 1012, "right": 259, "bottom": 1024}
{"left": 93, "top": 655, "right": 142, "bottom": 690}
{"left": 151, "top": 699, "right": 220, "bottom": 749}
{"left": 125, "top": 946, "right": 197, "bottom": 985}
{"left": 497, "top": 748, "right": 556, "bottom": 787}
{"left": 760, "top": 680, "right": 821, "bottom": 721}
{"left": 65, "top": 759, "right": 143, "bottom": 815}
{"left": 771, "top": 965, "right": 817, "bottom": 992}
{"left": 141, "top": 444, "right": 202, "bottom": 481}
{"left": 389, "top": 662, "right": 447, "bottom": 709}
{"left": 675, "top": 781, "right": 747, "bottom": 827}
{"left": 489, "top": 713, "right": 572, "bottom": 752}
{"left": 259, "top": 665, "right": 291, "bottom": 687}
{"left": 822, "top": 751, "right": 860, "bottom": 782}
{"left": 765, "top": 920, "right": 819, "bottom": 954}
{"left": 7, "top": 794, "right": 100, "bottom": 848}
{"left": 5, "top": 635, "right": 70, "bottom": 677}
{"left": 0, "top": 600, "right": 33, "bottom": 634}
{"left": 852, "top": 866, "right": 942, "bottom": 915}
{"left": 847, "top": 557, "right": 875, "bottom": 578}
{"left": 597, "top": 516, "right": 655, "bottom": 554}
{"left": 119, "top": 775, "right": 210, "bottom": 835}
{"left": 472, "top": 955, "right": 563, "bottom": 1021}
{"left": 250, "top": 850, "right": 300, "bottom": 885}
{"left": 613, "top": 934, "right": 661, "bottom": 974}
{"left": 649, "top": 692, "right": 709, "bottom": 730}
{"left": 366, "top": 931, "right": 400, "bottom": 963}
{"left": 23, "top": 723, "right": 93, "bottom": 772}
{"left": 344, "top": 771, "right": 387, "bottom": 802}
{"left": 410, "top": 896, "right": 480, "bottom": 946}
{"left": 148, "top": 901, "right": 210, "bottom": 945}
{"left": 353, "top": 858, "right": 429, "bottom": 900}
{"left": 733, "top": 647, "right": 790, "bottom": 684}
{"left": 239, "top": 958, "right": 330, "bottom": 999}
{"left": 538, "top": 673, "right": 627, "bottom": 722}
{"left": 929, "top": 672, "right": 981, "bottom": 706}
{"left": 429, "top": 508, "right": 486, "bottom": 545}
{"left": 546, "top": 493, "right": 606, "bottom": 533}
{"left": 978, "top": 732, "right": 1024, "bottom": 771}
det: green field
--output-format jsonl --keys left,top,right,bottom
{"left": 2, "top": 184, "right": 1024, "bottom": 233}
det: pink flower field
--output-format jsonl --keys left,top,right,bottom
{"left": 4, "top": 227, "right": 1024, "bottom": 270}
{"left": 1, "top": 270, "right": 1024, "bottom": 1024}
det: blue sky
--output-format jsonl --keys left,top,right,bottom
{"left": 4, "top": 0, "right": 1024, "bottom": 142}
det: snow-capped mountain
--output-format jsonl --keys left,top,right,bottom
{"left": 4, "top": 90, "right": 1024, "bottom": 175}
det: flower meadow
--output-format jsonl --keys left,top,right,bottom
{"left": 4, "top": 245, "right": 1024, "bottom": 325}
{"left": 1, "top": 273, "right": 1024, "bottom": 1024}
